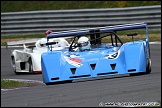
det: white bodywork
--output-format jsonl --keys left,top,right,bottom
{"left": 8, "top": 38, "right": 69, "bottom": 74}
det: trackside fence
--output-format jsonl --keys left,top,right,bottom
{"left": 1, "top": 5, "right": 161, "bottom": 36}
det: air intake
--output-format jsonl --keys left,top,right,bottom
{"left": 90, "top": 64, "right": 96, "bottom": 70}
{"left": 110, "top": 63, "right": 116, "bottom": 70}
{"left": 70, "top": 68, "right": 76, "bottom": 74}
{"left": 97, "top": 71, "right": 118, "bottom": 76}
{"left": 70, "top": 74, "right": 91, "bottom": 79}
{"left": 51, "top": 77, "right": 59, "bottom": 80}
{"left": 128, "top": 69, "right": 136, "bottom": 72}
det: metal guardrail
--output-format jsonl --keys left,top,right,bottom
{"left": 1, "top": 5, "right": 161, "bottom": 36}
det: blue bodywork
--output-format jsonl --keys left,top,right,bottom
{"left": 41, "top": 22, "right": 151, "bottom": 85}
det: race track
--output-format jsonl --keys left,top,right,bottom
{"left": 1, "top": 44, "right": 161, "bottom": 107}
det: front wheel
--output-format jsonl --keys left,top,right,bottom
{"left": 28, "top": 58, "right": 34, "bottom": 74}
{"left": 146, "top": 58, "right": 151, "bottom": 74}
{"left": 11, "top": 56, "right": 18, "bottom": 74}
{"left": 45, "top": 80, "right": 73, "bottom": 85}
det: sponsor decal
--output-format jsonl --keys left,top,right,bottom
{"left": 64, "top": 56, "right": 83, "bottom": 67}
{"left": 70, "top": 58, "right": 82, "bottom": 63}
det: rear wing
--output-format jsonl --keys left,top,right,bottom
{"left": 46, "top": 22, "right": 149, "bottom": 40}
{"left": 6, "top": 38, "right": 41, "bottom": 50}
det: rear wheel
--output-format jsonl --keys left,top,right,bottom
{"left": 28, "top": 58, "right": 34, "bottom": 74}
{"left": 11, "top": 56, "right": 18, "bottom": 74}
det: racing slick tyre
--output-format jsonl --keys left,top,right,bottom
{"left": 11, "top": 56, "right": 18, "bottom": 74}
{"left": 28, "top": 58, "right": 34, "bottom": 74}
{"left": 145, "top": 47, "right": 151, "bottom": 74}
{"left": 146, "top": 58, "right": 151, "bottom": 74}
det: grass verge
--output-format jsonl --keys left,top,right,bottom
{"left": 1, "top": 79, "right": 42, "bottom": 89}
{"left": 1, "top": 30, "right": 161, "bottom": 46}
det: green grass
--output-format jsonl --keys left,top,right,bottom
{"left": 1, "top": 30, "right": 161, "bottom": 46}
{"left": 1, "top": 79, "right": 41, "bottom": 89}
{"left": 1, "top": 1, "right": 161, "bottom": 12}
{"left": 1, "top": 34, "right": 44, "bottom": 39}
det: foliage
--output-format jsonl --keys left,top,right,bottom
{"left": 1, "top": 79, "right": 42, "bottom": 89}
{"left": 1, "top": 1, "right": 161, "bottom": 12}
{"left": 1, "top": 79, "right": 27, "bottom": 89}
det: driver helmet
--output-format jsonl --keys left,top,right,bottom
{"left": 77, "top": 36, "right": 91, "bottom": 51}
{"left": 45, "top": 30, "right": 52, "bottom": 36}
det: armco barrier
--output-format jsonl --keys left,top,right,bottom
{"left": 1, "top": 5, "right": 161, "bottom": 36}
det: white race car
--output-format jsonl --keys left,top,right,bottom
{"left": 7, "top": 37, "right": 69, "bottom": 74}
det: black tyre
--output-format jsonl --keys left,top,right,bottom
{"left": 28, "top": 58, "right": 34, "bottom": 74}
{"left": 146, "top": 46, "right": 151, "bottom": 74}
{"left": 11, "top": 56, "right": 18, "bottom": 74}
{"left": 146, "top": 58, "right": 151, "bottom": 74}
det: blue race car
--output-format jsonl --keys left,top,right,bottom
{"left": 41, "top": 22, "right": 151, "bottom": 85}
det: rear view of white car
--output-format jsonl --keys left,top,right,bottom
{"left": 7, "top": 37, "right": 69, "bottom": 74}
